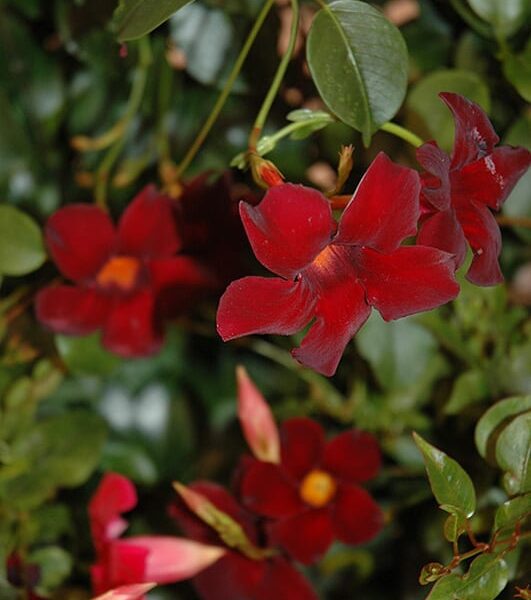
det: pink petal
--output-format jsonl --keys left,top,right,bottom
{"left": 45, "top": 205, "right": 115, "bottom": 282}
{"left": 323, "top": 430, "right": 381, "bottom": 483}
{"left": 331, "top": 484, "right": 383, "bottom": 545}
{"left": 456, "top": 201, "right": 503, "bottom": 286}
{"left": 116, "top": 537, "right": 225, "bottom": 584}
{"left": 279, "top": 418, "right": 324, "bottom": 481}
{"left": 440, "top": 92, "right": 499, "bottom": 168}
{"left": 452, "top": 146, "right": 531, "bottom": 211}
{"left": 240, "top": 184, "right": 335, "bottom": 278}
{"left": 336, "top": 153, "right": 420, "bottom": 252}
{"left": 102, "top": 290, "right": 163, "bottom": 357}
{"left": 91, "top": 583, "right": 156, "bottom": 600}
{"left": 117, "top": 185, "right": 181, "bottom": 259}
{"left": 216, "top": 276, "right": 315, "bottom": 340}
{"left": 417, "top": 208, "right": 467, "bottom": 268}
{"left": 36, "top": 285, "right": 110, "bottom": 335}
{"left": 240, "top": 461, "right": 302, "bottom": 518}
{"left": 269, "top": 509, "right": 334, "bottom": 564}
{"left": 357, "top": 246, "right": 459, "bottom": 321}
{"left": 293, "top": 268, "right": 371, "bottom": 376}
{"left": 237, "top": 366, "right": 280, "bottom": 463}
{"left": 416, "top": 141, "right": 451, "bottom": 211}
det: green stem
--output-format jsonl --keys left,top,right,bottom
{"left": 174, "top": 0, "right": 276, "bottom": 179}
{"left": 449, "top": 0, "right": 493, "bottom": 39}
{"left": 95, "top": 36, "right": 152, "bottom": 208}
{"left": 380, "top": 122, "right": 424, "bottom": 148}
{"left": 248, "top": 0, "right": 300, "bottom": 151}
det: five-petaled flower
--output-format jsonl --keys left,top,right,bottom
{"left": 217, "top": 152, "right": 460, "bottom": 376}
{"left": 36, "top": 186, "right": 213, "bottom": 357}
{"left": 416, "top": 92, "right": 531, "bottom": 286}
{"left": 89, "top": 473, "right": 225, "bottom": 597}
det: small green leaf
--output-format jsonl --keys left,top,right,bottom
{"left": 495, "top": 411, "right": 531, "bottom": 495}
{"left": 413, "top": 432, "right": 476, "bottom": 518}
{"left": 306, "top": 0, "right": 408, "bottom": 145}
{"left": 494, "top": 493, "right": 531, "bottom": 531}
{"left": 113, "top": 0, "right": 195, "bottom": 41}
{"left": 445, "top": 369, "right": 490, "bottom": 415}
{"left": 29, "top": 546, "right": 72, "bottom": 593}
{"left": 426, "top": 554, "right": 509, "bottom": 600}
{"left": 0, "top": 205, "right": 45, "bottom": 276}
{"left": 56, "top": 333, "right": 121, "bottom": 376}
{"left": 419, "top": 562, "right": 446, "bottom": 585}
{"left": 503, "top": 43, "right": 531, "bottom": 102}
{"left": 467, "top": 0, "right": 529, "bottom": 37}
{"left": 443, "top": 513, "right": 467, "bottom": 542}
{"left": 475, "top": 395, "right": 531, "bottom": 459}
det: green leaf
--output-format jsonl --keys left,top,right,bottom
{"left": 306, "top": 0, "right": 408, "bottom": 145}
{"left": 407, "top": 69, "right": 490, "bottom": 152}
{"left": 29, "top": 546, "right": 72, "bottom": 593}
{"left": 56, "top": 333, "right": 121, "bottom": 377}
{"left": 443, "top": 513, "right": 467, "bottom": 543}
{"left": 426, "top": 554, "right": 509, "bottom": 600}
{"left": 475, "top": 395, "right": 531, "bottom": 459}
{"left": 0, "top": 205, "right": 45, "bottom": 276}
{"left": 495, "top": 411, "right": 531, "bottom": 495}
{"left": 503, "top": 40, "right": 531, "bottom": 102}
{"left": 445, "top": 369, "right": 490, "bottom": 415}
{"left": 413, "top": 432, "right": 476, "bottom": 518}
{"left": 467, "top": 0, "right": 529, "bottom": 37}
{"left": 113, "top": 0, "right": 195, "bottom": 41}
{"left": 494, "top": 493, "right": 531, "bottom": 531}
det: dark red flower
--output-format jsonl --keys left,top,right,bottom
{"left": 238, "top": 418, "right": 383, "bottom": 565}
{"left": 171, "top": 482, "right": 318, "bottom": 600}
{"left": 89, "top": 473, "right": 225, "bottom": 597}
{"left": 417, "top": 92, "right": 531, "bottom": 286}
{"left": 36, "top": 186, "right": 214, "bottom": 357}
{"left": 217, "top": 152, "right": 459, "bottom": 376}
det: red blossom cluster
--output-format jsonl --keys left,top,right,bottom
{"left": 88, "top": 368, "right": 383, "bottom": 599}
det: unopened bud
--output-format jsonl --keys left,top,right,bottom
{"left": 250, "top": 155, "right": 284, "bottom": 189}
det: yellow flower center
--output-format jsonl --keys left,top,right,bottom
{"left": 96, "top": 256, "right": 141, "bottom": 291}
{"left": 311, "top": 245, "right": 336, "bottom": 272}
{"left": 299, "top": 469, "right": 337, "bottom": 508}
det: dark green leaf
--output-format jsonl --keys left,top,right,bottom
{"left": 496, "top": 411, "right": 531, "bottom": 495}
{"left": 413, "top": 432, "right": 476, "bottom": 518}
{"left": 29, "top": 547, "right": 72, "bottom": 593}
{"left": 475, "top": 395, "right": 531, "bottom": 459}
{"left": 445, "top": 369, "right": 490, "bottom": 415}
{"left": 306, "top": 0, "right": 408, "bottom": 145}
{"left": 426, "top": 554, "right": 509, "bottom": 600}
{"left": 113, "top": 0, "right": 195, "bottom": 41}
{"left": 494, "top": 493, "right": 531, "bottom": 531}
{"left": 467, "top": 0, "right": 529, "bottom": 37}
{"left": 56, "top": 333, "right": 121, "bottom": 377}
{"left": 0, "top": 205, "right": 45, "bottom": 276}
{"left": 503, "top": 40, "right": 531, "bottom": 102}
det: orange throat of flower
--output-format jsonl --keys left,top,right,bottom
{"left": 299, "top": 469, "right": 337, "bottom": 508}
{"left": 311, "top": 245, "right": 336, "bottom": 272}
{"left": 96, "top": 255, "right": 141, "bottom": 291}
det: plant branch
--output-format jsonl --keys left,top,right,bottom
{"left": 380, "top": 122, "right": 424, "bottom": 148}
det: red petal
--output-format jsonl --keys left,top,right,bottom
{"left": 102, "top": 291, "right": 163, "bottom": 357}
{"left": 417, "top": 208, "right": 467, "bottom": 268}
{"left": 269, "top": 509, "right": 334, "bottom": 564}
{"left": 280, "top": 418, "right": 324, "bottom": 480}
{"left": 456, "top": 201, "right": 503, "bottom": 286}
{"left": 36, "top": 285, "right": 110, "bottom": 335}
{"left": 256, "top": 557, "right": 318, "bottom": 600}
{"left": 293, "top": 269, "right": 371, "bottom": 376}
{"left": 323, "top": 430, "right": 381, "bottom": 483}
{"left": 440, "top": 92, "right": 499, "bottom": 168}
{"left": 45, "top": 205, "right": 114, "bottom": 282}
{"left": 106, "top": 541, "right": 149, "bottom": 587}
{"left": 357, "top": 246, "right": 459, "bottom": 321}
{"left": 452, "top": 146, "right": 531, "bottom": 211}
{"left": 240, "top": 461, "right": 302, "bottom": 518}
{"left": 117, "top": 185, "right": 181, "bottom": 259}
{"left": 216, "top": 276, "right": 315, "bottom": 340}
{"left": 416, "top": 141, "right": 451, "bottom": 211}
{"left": 331, "top": 484, "right": 383, "bottom": 545}
{"left": 240, "top": 184, "right": 335, "bottom": 278}
{"left": 336, "top": 153, "right": 420, "bottom": 252}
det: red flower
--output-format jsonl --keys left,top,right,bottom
{"left": 238, "top": 418, "right": 383, "bottom": 564}
{"left": 171, "top": 482, "right": 318, "bottom": 600}
{"left": 36, "top": 186, "right": 213, "bottom": 357}
{"left": 89, "top": 473, "right": 225, "bottom": 596}
{"left": 217, "top": 152, "right": 459, "bottom": 376}
{"left": 417, "top": 92, "right": 531, "bottom": 286}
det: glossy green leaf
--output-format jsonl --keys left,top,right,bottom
{"left": 56, "top": 333, "right": 121, "bottom": 377}
{"left": 0, "top": 205, "right": 45, "bottom": 276}
{"left": 426, "top": 554, "right": 509, "bottom": 600}
{"left": 113, "top": 0, "right": 195, "bottom": 41}
{"left": 445, "top": 369, "right": 490, "bottom": 415}
{"left": 306, "top": 0, "right": 408, "bottom": 145}
{"left": 443, "top": 513, "right": 467, "bottom": 542}
{"left": 494, "top": 493, "right": 531, "bottom": 531}
{"left": 495, "top": 411, "right": 531, "bottom": 495}
{"left": 413, "top": 432, "right": 476, "bottom": 518}
{"left": 407, "top": 69, "right": 490, "bottom": 152}
{"left": 475, "top": 395, "right": 531, "bottom": 459}
{"left": 467, "top": 0, "right": 529, "bottom": 37}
